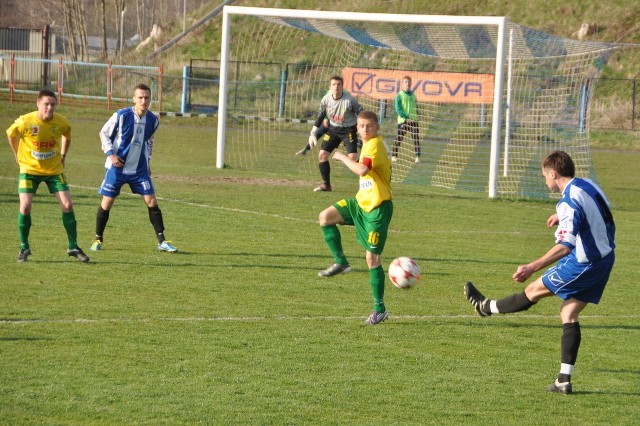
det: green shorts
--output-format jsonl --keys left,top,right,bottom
{"left": 333, "top": 198, "right": 393, "bottom": 254}
{"left": 18, "top": 173, "right": 70, "bottom": 194}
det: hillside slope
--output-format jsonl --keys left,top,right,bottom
{"left": 155, "top": 0, "right": 639, "bottom": 79}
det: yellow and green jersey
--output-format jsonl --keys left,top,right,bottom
{"left": 356, "top": 135, "right": 392, "bottom": 212}
{"left": 6, "top": 111, "right": 71, "bottom": 175}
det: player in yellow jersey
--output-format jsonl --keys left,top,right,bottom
{"left": 317, "top": 110, "right": 393, "bottom": 325}
{"left": 6, "top": 89, "right": 89, "bottom": 262}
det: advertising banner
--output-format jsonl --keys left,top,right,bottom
{"left": 342, "top": 67, "right": 494, "bottom": 104}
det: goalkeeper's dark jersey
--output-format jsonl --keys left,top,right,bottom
{"left": 314, "top": 91, "right": 363, "bottom": 129}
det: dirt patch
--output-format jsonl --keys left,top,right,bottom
{"left": 154, "top": 175, "right": 313, "bottom": 187}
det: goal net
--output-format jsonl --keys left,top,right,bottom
{"left": 216, "top": 6, "right": 620, "bottom": 199}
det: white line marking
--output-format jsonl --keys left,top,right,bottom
{"left": 75, "top": 182, "right": 524, "bottom": 235}
{"left": 2, "top": 314, "right": 639, "bottom": 325}
{"left": 1, "top": 176, "right": 523, "bottom": 234}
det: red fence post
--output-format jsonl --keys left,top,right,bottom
{"left": 57, "top": 57, "right": 63, "bottom": 104}
{"left": 158, "top": 64, "right": 164, "bottom": 113}
{"left": 9, "top": 53, "right": 15, "bottom": 103}
{"left": 107, "top": 61, "right": 112, "bottom": 110}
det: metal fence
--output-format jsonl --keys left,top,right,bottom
{"left": 590, "top": 77, "right": 638, "bottom": 131}
{"left": 0, "top": 54, "right": 163, "bottom": 111}
{"left": 181, "top": 61, "right": 640, "bottom": 132}
{"left": 1, "top": 54, "right": 639, "bottom": 132}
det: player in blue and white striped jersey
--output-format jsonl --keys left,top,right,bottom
{"left": 465, "top": 150, "right": 615, "bottom": 394}
{"left": 91, "top": 84, "right": 178, "bottom": 253}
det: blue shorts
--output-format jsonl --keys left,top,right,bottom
{"left": 98, "top": 167, "right": 155, "bottom": 198}
{"left": 541, "top": 251, "right": 615, "bottom": 304}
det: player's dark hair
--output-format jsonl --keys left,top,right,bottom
{"left": 134, "top": 83, "right": 152, "bottom": 95}
{"left": 38, "top": 89, "right": 57, "bottom": 100}
{"left": 329, "top": 75, "right": 343, "bottom": 84}
{"left": 358, "top": 110, "right": 379, "bottom": 124}
{"left": 403, "top": 76, "right": 412, "bottom": 83}
{"left": 543, "top": 150, "right": 575, "bottom": 178}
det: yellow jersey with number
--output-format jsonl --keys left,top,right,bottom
{"left": 356, "top": 135, "right": 392, "bottom": 212}
{"left": 6, "top": 111, "right": 71, "bottom": 175}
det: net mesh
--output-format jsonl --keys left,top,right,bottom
{"left": 221, "top": 13, "right": 619, "bottom": 198}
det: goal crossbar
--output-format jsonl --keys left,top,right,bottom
{"left": 219, "top": 6, "right": 506, "bottom": 26}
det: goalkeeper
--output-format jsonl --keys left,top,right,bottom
{"left": 392, "top": 76, "right": 421, "bottom": 163}
{"left": 308, "top": 75, "right": 363, "bottom": 192}
{"left": 296, "top": 90, "right": 354, "bottom": 156}
{"left": 295, "top": 118, "right": 329, "bottom": 156}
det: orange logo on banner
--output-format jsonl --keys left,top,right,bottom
{"left": 342, "top": 67, "right": 494, "bottom": 105}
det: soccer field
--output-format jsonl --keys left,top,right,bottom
{"left": 1, "top": 108, "right": 639, "bottom": 425}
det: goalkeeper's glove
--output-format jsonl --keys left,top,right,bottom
{"left": 308, "top": 126, "right": 319, "bottom": 147}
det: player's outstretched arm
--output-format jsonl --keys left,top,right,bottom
{"left": 512, "top": 243, "right": 571, "bottom": 283}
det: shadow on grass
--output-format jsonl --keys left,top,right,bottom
{"left": 0, "top": 336, "right": 52, "bottom": 341}
{"left": 592, "top": 368, "right": 640, "bottom": 375}
{"left": 571, "top": 389, "right": 640, "bottom": 396}
{"left": 461, "top": 320, "right": 640, "bottom": 331}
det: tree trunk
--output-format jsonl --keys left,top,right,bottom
{"left": 73, "top": 0, "right": 89, "bottom": 61}
{"left": 135, "top": 0, "right": 143, "bottom": 42}
{"left": 100, "top": 0, "right": 108, "bottom": 59}
{"left": 113, "top": 0, "right": 124, "bottom": 56}
{"left": 62, "top": 0, "right": 78, "bottom": 62}
{"left": 149, "top": 0, "right": 156, "bottom": 37}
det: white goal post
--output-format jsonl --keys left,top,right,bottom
{"left": 215, "top": 6, "right": 617, "bottom": 199}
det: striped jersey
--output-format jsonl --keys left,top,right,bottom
{"left": 6, "top": 111, "right": 71, "bottom": 175}
{"left": 555, "top": 177, "right": 615, "bottom": 263}
{"left": 99, "top": 107, "right": 159, "bottom": 175}
{"left": 356, "top": 135, "right": 392, "bottom": 212}
{"left": 314, "top": 91, "right": 363, "bottom": 129}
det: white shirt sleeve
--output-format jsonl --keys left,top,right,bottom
{"left": 555, "top": 201, "right": 577, "bottom": 248}
{"left": 99, "top": 112, "right": 119, "bottom": 155}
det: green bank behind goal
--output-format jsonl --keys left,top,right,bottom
{"left": 216, "top": 6, "right": 620, "bottom": 199}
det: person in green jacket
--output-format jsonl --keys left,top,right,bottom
{"left": 392, "top": 76, "right": 421, "bottom": 163}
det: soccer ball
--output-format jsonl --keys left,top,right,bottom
{"left": 388, "top": 257, "right": 421, "bottom": 289}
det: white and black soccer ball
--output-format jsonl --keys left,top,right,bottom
{"left": 388, "top": 257, "right": 422, "bottom": 289}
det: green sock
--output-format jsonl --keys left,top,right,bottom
{"left": 18, "top": 212, "right": 31, "bottom": 250}
{"left": 62, "top": 211, "right": 79, "bottom": 249}
{"left": 369, "top": 265, "right": 386, "bottom": 313}
{"left": 321, "top": 224, "right": 348, "bottom": 265}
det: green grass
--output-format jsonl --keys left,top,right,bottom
{"left": 1, "top": 103, "right": 639, "bottom": 425}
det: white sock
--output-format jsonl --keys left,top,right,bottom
{"left": 560, "top": 363, "right": 574, "bottom": 376}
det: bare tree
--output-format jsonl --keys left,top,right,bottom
{"left": 135, "top": 0, "right": 143, "bottom": 40}
{"left": 99, "top": 0, "right": 108, "bottom": 59}
{"left": 57, "top": 0, "right": 89, "bottom": 61}
{"left": 134, "top": 0, "right": 158, "bottom": 41}
{"left": 1, "top": 0, "right": 59, "bottom": 28}
{"left": 113, "top": 0, "right": 125, "bottom": 56}
{"left": 1, "top": 0, "right": 214, "bottom": 59}
{"left": 61, "top": 0, "right": 78, "bottom": 60}
{"left": 148, "top": 0, "right": 157, "bottom": 39}
{"left": 73, "top": 0, "right": 89, "bottom": 60}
